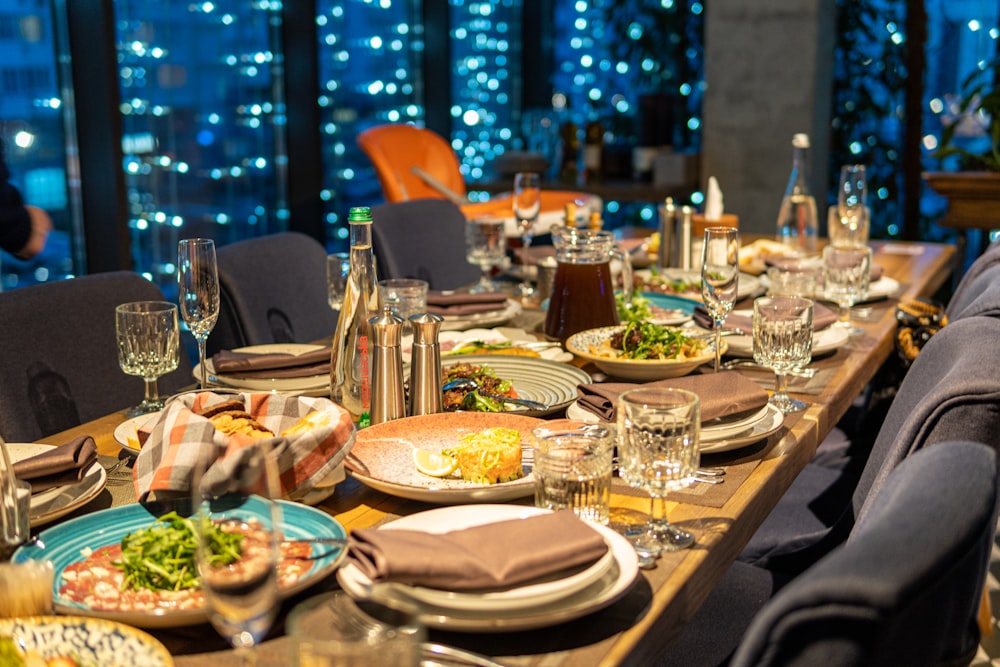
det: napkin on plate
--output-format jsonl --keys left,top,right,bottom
{"left": 426, "top": 291, "right": 509, "bottom": 316}
{"left": 12, "top": 436, "right": 98, "bottom": 494}
{"left": 576, "top": 371, "right": 769, "bottom": 423}
{"left": 346, "top": 510, "right": 608, "bottom": 591}
{"left": 693, "top": 301, "right": 838, "bottom": 333}
{"left": 211, "top": 346, "right": 331, "bottom": 379}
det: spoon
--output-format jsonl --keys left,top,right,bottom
{"left": 442, "top": 378, "right": 549, "bottom": 411}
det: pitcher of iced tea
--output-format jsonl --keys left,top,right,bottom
{"left": 544, "top": 225, "right": 632, "bottom": 342}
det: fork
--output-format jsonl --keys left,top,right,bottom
{"left": 721, "top": 359, "right": 817, "bottom": 379}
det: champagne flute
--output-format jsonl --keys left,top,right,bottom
{"left": 822, "top": 244, "right": 872, "bottom": 337}
{"left": 327, "top": 252, "right": 351, "bottom": 311}
{"left": 195, "top": 439, "right": 282, "bottom": 665}
{"left": 701, "top": 227, "right": 740, "bottom": 372}
{"left": 115, "top": 301, "right": 180, "bottom": 417}
{"left": 178, "top": 238, "right": 220, "bottom": 389}
{"left": 464, "top": 216, "right": 507, "bottom": 293}
{"left": 752, "top": 296, "right": 814, "bottom": 414}
{"left": 617, "top": 387, "right": 700, "bottom": 553}
{"left": 513, "top": 172, "right": 541, "bottom": 297}
{"left": 837, "top": 164, "right": 867, "bottom": 223}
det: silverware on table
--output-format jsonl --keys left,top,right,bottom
{"left": 421, "top": 642, "right": 510, "bottom": 667}
{"left": 721, "top": 359, "right": 817, "bottom": 379}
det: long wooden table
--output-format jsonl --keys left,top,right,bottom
{"left": 38, "top": 240, "right": 956, "bottom": 667}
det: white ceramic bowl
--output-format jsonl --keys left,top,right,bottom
{"left": 566, "top": 325, "right": 723, "bottom": 381}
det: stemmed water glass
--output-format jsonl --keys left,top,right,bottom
{"left": 178, "top": 238, "right": 220, "bottom": 389}
{"left": 195, "top": 439, "right": 282, "bottom": 665}
{"left": 752, "top": 296, "right": 814, "bottom": 414}
{"left": 327, "top": 252, "right": 351, "bottom": 311}
{"left": 701, "top": 227, "right": 740, "bottom": 372}
{"left": 115, "top": 301, "right": 180, "bottom": 417}
{"left": 464, "top": 216, "right": 507, "bottom": 293}
{"left": 822, "top": 243, "right": 872, "bottom": 337}
{"left": 830, "top": 164, "right": 869, "bottom": 246}
{"left": 513, "top": 171, "right": 541, "bottom": 297}
{"left": 617, "top": 387, "right": 700, "bottom": 554}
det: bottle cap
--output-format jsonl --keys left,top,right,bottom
{"left": 348, "top": 207, "right": 373, "bottom": 222}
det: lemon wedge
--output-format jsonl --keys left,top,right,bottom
{"left": 413, "top": 449, "right": 459, "bottom": 477}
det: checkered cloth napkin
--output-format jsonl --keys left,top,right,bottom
{"left": 133, "top": 391, "right": 355, "bottom": 503}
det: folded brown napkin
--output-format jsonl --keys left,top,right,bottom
{"left": 694, "top": 301, "right": 838, "bottom": 333}
{"left": 211, "top": 346, "right": 331, "bottom": 379}
{"left": 426, "top": 291, "right": 509, "bottom": 316}
{"left": 576, "top": 371, "right": 769, "bottom": 423}
{"left": 346, "top": 510, "right": 608, "bottom": 591}
{"left": 12, "top": 436, "right": 98, "bottom": 494}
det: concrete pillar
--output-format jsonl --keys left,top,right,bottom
{"left": 701, "top": 0, "right": 837, "bottom": 236}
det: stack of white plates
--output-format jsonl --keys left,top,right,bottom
{"left": 194, "top": 343, "right": 330, "bottom": 395}
{"left": 336, "top": 505, "right": 639, "bottom": 632}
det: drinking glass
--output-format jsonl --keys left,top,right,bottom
{"left": 195, "top": 440, "right": 281, "bottom": 665}
{"left": 827, "top": 205, "right": 870, "bottom": 247}
{"left": 617, "top": 388, "right": 700, "bottom": 554}
{"left": 531, "top": 420, "right": 614, "bottom": 525}
{"left": 513, "top": 171, "right": 541, "bottom": 297}
{"left": 701, "top": 227, "right": 740, "bottom": 372}
{"left": 464, "top": 216, "right": 507, "bottom": 293}
{"left": 752, "top": 296, "right": 814, "bottom": 414}
{"left": 327, "top": 252, "right": 351, "bottom": 310}
{"left": 837, "top": 164, "right": 867, "bottom": 223}
{"left": 115, "top": 301, "right": 181, "bottom": 417}
{"left": 822, "top": 244, "right": 872, "bottom": 337}
{"left": 177, "top": 238, "right": 220, "bottom": 389}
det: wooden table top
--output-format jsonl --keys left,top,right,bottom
{"left": 38, "top": 239, "right": 957, "bottom": 667}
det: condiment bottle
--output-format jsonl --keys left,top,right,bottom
{"left": 658, "top": 196, "right": 677, "bottom": 269}
{"left": 408, "top": 313, "right": 445, "bottom": 416}
{"left": 369, "top": 305, "right": 405, "bottom": 425}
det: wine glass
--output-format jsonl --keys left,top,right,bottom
{"left": 822, "top": 243, "right": 872, "bottom": 337}
{"left": 752, "top": 296, "right": 814, "bottom": 414}
{"left": 195, "top": 440, "right": 282, "bottom": 664}
{"left": 178, "top": 238, "right": 220, "bottom": 389}
{"left": 326, "top": 252, "right": 351, "bottom": 311}
{"left": 617, "top": 387, "right": 700, "bottom": 554}
{"left": 513, "top": 171, "right": 541, "bottom": 297}
{"left": 115, "top": 301, "right": 180, "bottom": 417}
{"left": 464, "top": 216, "right": 507, "bottom": 293}
{"left": 701, "top": 227, "right": 740, "bottom": 372}
{"left": 837, "top": 164, "right": 867, "bottom": 223}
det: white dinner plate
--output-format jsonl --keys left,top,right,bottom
{"left": 440, "top": 298, "right": 523, "bottom": 331}
{"left": 195, "top": 343, "right": 330, "bottom": 392}
{"left": 112, "top": 412, "right": 160, "bottom": 457}
{"left": 337, "top": 505, "right": 639, "bottom": 632}
{"left": 7, "top": 443, "right": 107, "bottom": 528}
{"left": 700, "top": 403, "right": 784, "bottom": 454}
{"left": 721, "top": 318, "right": 850, "bottom": 358}
{"left": 816, "top": 275, "right": 900, "bottom": 304}
{"left": 701, "top": 405, "right": 772, "bottom": 442}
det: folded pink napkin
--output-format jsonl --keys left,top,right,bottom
{"left": 576, "top": 371, "right": 769, "bottom": 423}
{"left": 694, "top": 301, "right": 838, "bottom": 333}
{"left": 346, "top": 510, "right": 608, "bottom": 591}
{"left": 12, "top": 436, "right": 98, "bottom": 494}
{"left": 211, "top": 346, "right": 331, "bottom": 379}
{"left": 426, "top": 291, "right": 509, "bottom": 316}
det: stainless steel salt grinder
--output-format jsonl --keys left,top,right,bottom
{"left": 408, "top": 312, "right": 445, "bottom": 416}
{"left": 678, "top": 204, "right": 694, "bottom": 270}
{"left": 658, "top": 196, "right": 677, "bottom": 269}
{"left": 369, "top": 305, "right": 405, "bottom": 425}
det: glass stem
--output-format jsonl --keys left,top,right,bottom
{"left": 197, "top": 338, "right": 208, "bottom": 389}
{"left": 144, "top": 377, "right": 160, "bottom": 405}
{"left": 838, "top": 302, "right": 851, "bottom": 327}
{"left": 773, "top": 370, "right": 788, "bottom": 399}
{"left": 713, "top": 319, "right": 723, "bottom": 372}
{"left": 648, "top": 495, "right": 669, "bottom": 528}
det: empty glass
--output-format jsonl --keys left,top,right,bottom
{"left": 378, "top": 279, "right": 428, "bottom": 335}
{"left": 822, "top": 244, "right": 872, "bottom": 336}
{"left": 178, "top": 238, "right": 220, "bottom": 389}
{"left": 464, "top": 216, "right": 507, "bottom": 293}
{"left": 837, "top": 164, "right": 868, "bottom": 223}
{"left": 532, "top": 420, "right": 614, "bottom": 525}
{"left": 827, "top": 205, "right": 870, "bottom": 247}
{"left": 513, "top": 171, "right": 541, "bottom": 297}
{"left": 701, "top": 227, "right": 740, "bottom": 372}
{"left": 327, "top": 252, "right": 351, "bottom": 311}
{"left": 753, "top": 296, "right": 814, "bottom": 414}
{"left": 115, "top": 301, "right": 180, "bottom": 417}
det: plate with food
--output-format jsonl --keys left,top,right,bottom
{"left": 566, "top": 322, "right": 722, "bottom": 381}
{"left": 12, "top": 499, "right": 346, "bottom": 629}
{"left": 347, "top": 412, "right": 543, "bottom": 503}
{"left": 6, "top": 443, "right": 107, "bottom": 528}
{"left": 441, "top": 354, "right": 591, "bottom": 417}
{"left": 0, "top": 616, "right": 174, "bottom": 666}
{"left": 402, "top": 327, "right": 571, "bottom": 364}
{"left": 633, "top": 268, "right": 761, "bottom": 302}
{"left": 617, "top": 291, "right": 699, "bottom": 326}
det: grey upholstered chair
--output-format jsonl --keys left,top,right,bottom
{"left": 946, "top": 262, "right": 1000, "bottom": 321}
{"left": 0, "top": 271, "right": 193, "bottom": 442}
{"left": 728, "top": 441, "right": 998, "bottom": 667}
{"left": 947, "top": 238, "right": 1000, "bottom": 319}
{"left": 371, "top": 198, "right": 482, "bottom": 290}
{"left": 209, "top": 232, "right": 338, "bottom": 356}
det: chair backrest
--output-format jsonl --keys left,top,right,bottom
{"left": 947, "top": 238, "right": 1000, "bottom": 319}
{"left": 209, "top": 232, "right": 338, "bottom": 356}
{"left": 946, "top": 262, "right": 1000, "bottom": 321}
{"left": 357, "top": 124, "right": 468, "bottom": 203}
{"left": 371, "top": 198, "right": 482, "bottom": 290}
{"left": 0, "top": 271, "right": 193, "bottom": 442}
{"left": 731, "top": 440, "right": 999, "bottom": 667}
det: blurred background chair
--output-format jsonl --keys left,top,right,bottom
{"left": 371, "top": 198, "right": 482, "bottom": 290}
{"left": 947, "top": 238, "right": 1000, "bottom": 319}
{"left": 208, "top": 232, "right": 337, "bottom": 356}
{"left": 0, "top": 271, "right": 193, "bottom": 442}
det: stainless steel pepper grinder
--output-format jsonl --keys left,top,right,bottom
{"left": 408, "top": 312, "right": 445, "bottom": 416}
{"left": 369, "top": 305, "right": 405, "bottom": 425}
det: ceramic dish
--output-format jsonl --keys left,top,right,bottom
{"left": 0, "top": 616, "right": 173, "bottom": 666}
{"left": 112, "top": 411, "right": 159, "bottom": 457}
{"left": 640, "top": 291, "right": 699, "bottom": 325}
{"left": 336, "top": 504, "right": 639, "bottom": 632}
{"left": 565, "top": 326, "right": 722, "bottom": 381}
{"left": 440, "top": 298, "right": 523, "bottom": 331}
{"left": 13, "top": 500, "right": 346, "bottom": 629}
{"left": 7, "top": 443, "right": 107, "bottom": 528}
{"left": 441, "top": 353, "right": 591, "bottom": 417}
{"left": 195, "top": 343, "right": 329, "bottom": 392}
{"left": 720, "top": 316, "right": 851, "bottom": 358}
{"left": 348, "top": 412, "right": 542, "bottom": 503}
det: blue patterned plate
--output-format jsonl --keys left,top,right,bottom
{"left": 0, "top": 616, "right": 173, "bottom": 666}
